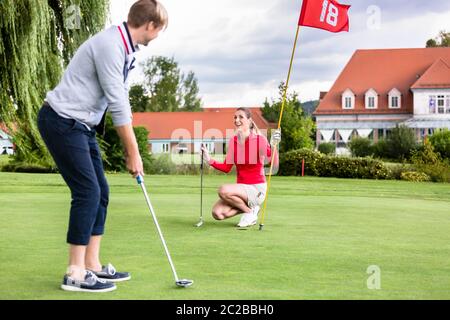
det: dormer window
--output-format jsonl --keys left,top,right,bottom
{"left": 388, "top": 88, "right": 402, "bottom": 109}
{"left": 342, "top": 89, "right": 355, "bottom": 109}
{"left": 365, "top": 88, "right": 378, "bottom": 109}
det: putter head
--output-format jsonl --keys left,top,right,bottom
{"left": 176, "top": 279, "right": 194, "bottom": 288}
{"left": 194, "top": 219, "right": 204, "bottom": 227}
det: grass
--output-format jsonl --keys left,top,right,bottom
{"left": 0, "top": 173, "right": 449, "bottom": 300}
{"left": 153, "top": 153, "right": 225, "bottom": 165}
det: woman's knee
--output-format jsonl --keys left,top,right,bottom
{"left": 212, "top": 209, "right": 225, "bottom": 220}
{"left": 218, "top": 185, "right": 231, "bottom": 199}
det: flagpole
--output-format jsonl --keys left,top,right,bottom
{"left": 259, "top": 24, "right": 301, "bottom": 231}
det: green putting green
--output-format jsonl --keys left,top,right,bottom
{"left": 0, "top": 173, "right": 449, "bottom": 300}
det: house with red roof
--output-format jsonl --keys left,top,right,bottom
{"left": 0, "top": 123, "right": 14, "bottom": 155}
{"left": 314, "top": 48, "right": 450, "bottom": 148}
{"left": 132, "top": 107, "right": 275, "bottom": 154}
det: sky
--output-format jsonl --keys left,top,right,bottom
{"left": 108, "top": 0, "right": 450, "bottom": 107}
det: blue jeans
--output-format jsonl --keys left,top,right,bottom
{"left": 37, "top": 104, "right": 109, "bottom": 245}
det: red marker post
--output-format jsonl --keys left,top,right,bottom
{"left": 302, "top": 159, "right": 305, "bottom": 177}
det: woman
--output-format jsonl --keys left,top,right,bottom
{"left": 201, "top": 108, "right": 281, "bottom": 228}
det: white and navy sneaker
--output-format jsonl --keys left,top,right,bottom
{"left": 237, "top": 205, "right": 260, "bottom": 228}
{"left": 61, "top": 270, "right": 116, "bottom": 293}
{"left": 89, "top": 263, "right": 131, "bottom": 283}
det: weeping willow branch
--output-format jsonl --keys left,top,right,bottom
{"left": 0, "top": 0, "right": 110, "bottom": 166}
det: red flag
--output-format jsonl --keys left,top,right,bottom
{"left": 298, "top": 0, "right": 351, "bottom": 33}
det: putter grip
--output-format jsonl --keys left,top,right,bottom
{"left": 136, "top": 175, "right": 144, "bottom": 185}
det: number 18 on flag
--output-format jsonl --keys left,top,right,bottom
{"left": 298, "top": 0, "right": 351, "bottom": 33}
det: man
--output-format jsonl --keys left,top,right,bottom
{"left": 37, "top": 0, "right": 168, "bottom": 293}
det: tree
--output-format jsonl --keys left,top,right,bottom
{"left": 141, "top": 56, "right": 202, "bottom": 112}
{"left": 0, "top": 0, "right": 110, "bottom": 167}
{"left": 180, "top": 71, "right": 202, "bottom": 111}
{"left": 386, "top": 125, "right": 417, "bottom": 160}
{"left": 100, "top": 115, "right": 153, "bottom": 173}
{"left": 426, "top": 30, "right": 450, "bottom": 47}
{"left": 262, "top": 83, "right": 315, "bottom": 153}
{"left": 129, "top": 84, "right": 150, "bottom": 112}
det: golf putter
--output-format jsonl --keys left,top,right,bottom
{"left": 194, "top": 147, "right": 204, "bottom": 227}
{"left": 136, "top": 175, "right": 193, "bottom": 288}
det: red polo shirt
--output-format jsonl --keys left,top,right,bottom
{"left": 209, "top": 133, "right": 277, "bottom": 184}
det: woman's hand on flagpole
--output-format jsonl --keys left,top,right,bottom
{"left": 270, "top": 129, "right": 282, "bottom": 146}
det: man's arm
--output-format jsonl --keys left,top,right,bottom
{"left": 115, "top": 124, "right": 144, "bottom": 178}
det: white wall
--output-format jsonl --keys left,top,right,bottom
{"left": 152, "top": 143, "right": 161, "bottom": 154}
{"left": 412, "top": 89, "right": 450, "bottom": 118}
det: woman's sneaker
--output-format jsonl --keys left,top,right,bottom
{"left": 61, "top": 270, "right": 116, "bottom": 292}
{"left": 237, "top": 206, "right": 260, "bottom": 228}
{"left": 89, "top": 263, "right": 131, "bottom": 283}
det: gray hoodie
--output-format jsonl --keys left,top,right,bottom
{"left": 46, "top": 22, "right": 138, "bottom": 128}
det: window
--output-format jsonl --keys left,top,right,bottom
{"left": 342, "top": 89, "right": 355, "bottom": 109}
{"left": 385, "top": 129, "right": 392, "bottom": 139}
{"left": 446, "top": 95, "right": 450, "bottom": 114}
{"left": 345, "top": 97, "right": 352, "bottom": 109}
{"left": 429, "top": 95, "right": 436, "bottom": 114}
{"left": 391, "top": 96, "right": 399, "bottom": 108}
{"left": 420, "top": 128, "right": 426, "bottom": 139}
{"left": 162, "top": 143, "right": 169, "bottom": 153}
{"left": 365, "top": 89, "right": 378, "bottom": 109}
{"left": 438, "top": 95, "right": 445, "bottom": 114}
{"left": 388, "top": 88, "right": 401, "bottom": 109}
{"left": 177, "top": 143, "right": 188, "bottom": 154}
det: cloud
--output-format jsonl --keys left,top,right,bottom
{"left": 109, "top": 0, "right": 450, "bottom": 106}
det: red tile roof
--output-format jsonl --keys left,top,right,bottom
{"left": 0, "top": 122, "right": 12, "bottom": 134}
{"left": 314, "top": 48, "right": 450, "bottom": 115}
{"left": 132, "top": 108, "right": 275, "bottom": 140}
{"left": 411, "top": 58, "right": 450, "bottom": 89}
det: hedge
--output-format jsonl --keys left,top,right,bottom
{"left": 279, "top": 148, "right": 390, "bottom": 180}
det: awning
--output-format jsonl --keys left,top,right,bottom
{"left": 337, "top": 129, "right": 353, "bottom": 143}
{"left": 320, "top": 130, "right": 335, "bottom": 142}
{"left": 357, "top": 129, "right": 373, "bottom": 138}
{"left": 401, "top": 118, "right": 450, "bottom": 129}
{"left": 317, "top": 121, "right": 398, "bottom": 130}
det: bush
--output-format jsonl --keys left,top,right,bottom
{"left": 348, "top": 137, "right": 373, "bottom": 157}
{"left": 279, "top": 148, "right": 390, "bottom": 179}
{"left": 147, "top": 154, "right": 177, "bottom": 174}
{"left": 279, "top": 148, "right": 323, "bottom": 176}
{"left": 429, "top": 129, "right": 450, "bottom": 159}
{"left": 411, "top": 141, "right": 450, "bottom": 183}
{"left": 386, "top": 125, "right": 417, "bottom": 160}
{"left": 400, "top": 171, "right": 431, "bottom": 182}
{"left": 318, "top": 142, "right": 336, "bottom": 155}
{"left": 1, "top": 162, "right": 57, "bottom": 173}
{"left": 372, "top": 139, "right": 390, "bottom": 159}
{"left": 385, "top": 162, "right": 411, "bottom": 180}
{"left": 134, "top": 126, "right": 153, "bottom": 173}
